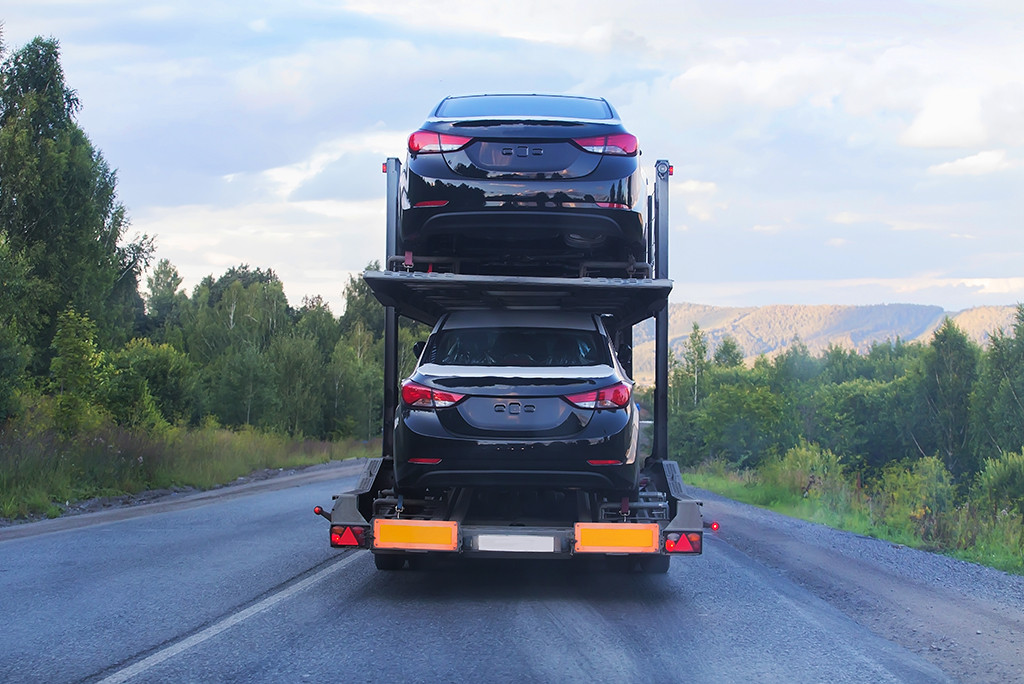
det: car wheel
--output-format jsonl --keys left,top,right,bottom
{"left": 373, "top": 553, "right": 406, "bottom": 571}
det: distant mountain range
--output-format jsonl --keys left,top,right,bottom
{"left": 631, "top": 303, "right": 1020, "bottom": 383}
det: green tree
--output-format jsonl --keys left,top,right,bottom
{"left": 970, "top": 305, "right": 1024, "bottom": 462}
{"left": 49, "top": 307, "right": 105, "bottom": 432}
{"left": 295, "top": 295, "right": 341, "bottom": 361}
{"left": 713, "top": 335, "right": 744, "bottom": 368}
{"left": 269, "top": 334, "right": 324, "bottom": 435}
{"left": 0, "top": 231, "right": 36, "bottom": 417}
{"left": 144, "top": 258, "right": 187, "bottom": 342}
{"left": 0, "top": 36, "right": 152, "bottom": 366}
{"left": 681, "top": 323, "right": 710, "bottom": 407}
{"left": 211, "top": 343, "right": 278, "bottom": 428}
{"left": 110, "top": 338, "right": 195, "bottom": 424}
{"left": 339, "top": 263, "right": 384, "bottom": 340}
{"left": 917, "top": 318, "right": 980, "bottom": 479}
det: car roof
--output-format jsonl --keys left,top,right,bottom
{"left": 440, "top": 310, "right": 600, "bottom": 331}
{"left": 430, "top": 94, "right": 619, "bottom": 123}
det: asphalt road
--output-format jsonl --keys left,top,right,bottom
{"left": 1, "top": 463, "right": 1019, "bottom": 683}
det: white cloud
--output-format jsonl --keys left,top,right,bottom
{"left": 828, "top": 211, "right": 941, "bottom": 233}
{"left": 827, "top": 238, "right": 850, "bottom": 248}
{"left": 927, "top": 149, "right": 1015, "bottom": 176}
{"left": 671, "top": 180, "right": 723, "bottom": 222}
{"left": 901, "top": 87, "right": 988, "bottom": 148}
{"left": 135, "top": 198, "right": 384, "bottom": 312}
{"left": 676, "top": 276, "right": 1024, "bottom": 309}
{"left": 259, "top": 130, "right": 407, "bottom": 198}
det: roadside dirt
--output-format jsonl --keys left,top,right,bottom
{"left": 700, "top": 493, "right": 1024, "bottom": 684}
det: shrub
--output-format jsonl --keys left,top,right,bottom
{"left": 974, "top": 449, "right": 1024, "bottom": 515}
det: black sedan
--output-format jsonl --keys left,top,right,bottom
{"left": 399, "top": 94, "right": 648, "bottom": 276}
{"left": 393, "top": 310, "right": 641, "bottom": 495}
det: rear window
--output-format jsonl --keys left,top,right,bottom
{"left": 435, "top": 95, "right": 614, "bottom": 120}
{"left": 425, "top": 327, "right": 611, "bottom": 367}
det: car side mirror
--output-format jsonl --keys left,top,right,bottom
{"left": 412, "top": 340, "right": 426, "bottom": 360}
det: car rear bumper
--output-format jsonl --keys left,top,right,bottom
{"left": 394, "top": 413, "right": 641, "bottom": 493}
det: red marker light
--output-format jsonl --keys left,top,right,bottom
{"left": 330, "top": 525, "right": 366, "bottom": 547}
{"left": 382, "top": 162, "right": 387, "bottom": 173}
{"left": 711, "top": 521, "right": 720, "bottom": 532}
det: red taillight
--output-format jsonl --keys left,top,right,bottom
{"left": 564, "top": 382, "right": 632, "bottom": 409}
{"left": 330, "top": 525, "right": 367, "bottom": 547}
{"left": 409, "top": 458, "right": 442, "bottom": 465}
{"left": 572, "top": 133, "right": 638, "bottom": 156}
{"left": 665, "top": 532, "right": 702, "bottom": 554}
{"left": 587, "top": 459, "right": 622, "bottom": 466}
{"left": 413, "top": 200, "right": 449, "bottom": 208}
{"left": 401, "top": 380, "right": 465, "bottom": 409}
{"left": 408, "top": 130, "right": 472, "bottom": 154}
{"left": 710, "top": 521, "right": 720, "bottom": 532}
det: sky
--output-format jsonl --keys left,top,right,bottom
{"left": 3, "top": 1, "right": 1023, "bottom": 314}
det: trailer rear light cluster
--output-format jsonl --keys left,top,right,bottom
{"left": 330, "top": 525, "right": 368, "bottom": 548}
{"left": 564, "top": 382, "right": 631, "bottom": 409}
{"left": 664, "top": 532, "right": 702, "bottom": 554}
{"left": 401, "top": 380, "right": 465, "bottom": 409}
{"left": 572, "top": 133, "right": 638, "bottom": 156}
{"left": 408, "top": 130, "right": 472, "bottom": 154}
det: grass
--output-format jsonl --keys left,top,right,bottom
{"left": 685, "top": 458, "right": 1024, "bottom": 575}
{"left": 0, "top": 418, "right": 377, "bottom": 520}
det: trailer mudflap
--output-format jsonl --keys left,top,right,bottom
{"left": 373, "top": 519, "right": 459, "bottom": 551}
{"left": 574, "top": 522, "right": 661, "bottom": 554}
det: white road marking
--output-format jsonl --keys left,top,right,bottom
{"left": 98, "top": 551, "right": 365, "bottom": 684}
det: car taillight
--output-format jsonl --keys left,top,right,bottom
{"left": 564, "top": 382, "right": 632, "bottom": 409}
{"left": 401, "top": 380, "right": 465, "bottom": 409}
{"left": 572, "top": 133, "right": 638, "bottom": 156}
{"left": 408, "top": 130, "right": 472, "bottom": 154}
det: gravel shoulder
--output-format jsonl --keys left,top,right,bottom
{"left": 692, "top": 485, "right": 1024, "bottom": 683}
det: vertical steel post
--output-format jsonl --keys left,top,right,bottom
{"left": 652, "top": 160, "right": 671, "bottom": 461}
{"left": 382, "top": 158, "right": 401, "bottom": 459}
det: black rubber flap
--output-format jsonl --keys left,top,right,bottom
{"left": 363, "top": 270, "right": 671, "bottom": 329}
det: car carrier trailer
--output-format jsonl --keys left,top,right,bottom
{"left": 315, "top": 158, "right": 708, "bottom": 572}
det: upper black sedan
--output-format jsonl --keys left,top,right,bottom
{"left": 399, "top": 94, "right": 648, "bottom": 277}
{"left": 394, "top": 310, "right": 642, "bottom": 495}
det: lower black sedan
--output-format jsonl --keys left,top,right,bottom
{"left": 393, "top": 310, "right": 641, "bottom": 494}
{"left": 399, "top": 94, "right": 648, "bottom": 276}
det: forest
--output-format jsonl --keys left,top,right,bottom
{"left": 1, "top": 35, "right": 1021, "bottom": 571}
{"left": 662, "top": 318, "right": 1024, "bottom": 571}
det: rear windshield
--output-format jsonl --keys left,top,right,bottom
{"left": 435, "top": 95, "right": 613, "bottom": 120}
{"left": 425, "top": 327, "right": 611, "bottom": 367}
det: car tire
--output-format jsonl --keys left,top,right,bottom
{"left": 373, "top": 553, "right": 406, "bottom": 571}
